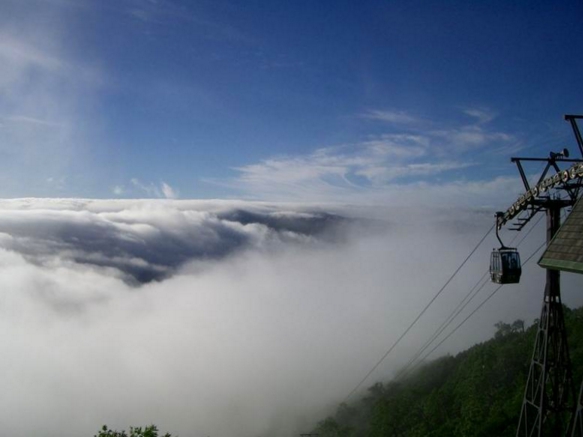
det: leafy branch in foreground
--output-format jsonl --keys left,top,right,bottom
{"left": 94, "top": 424, "right": 173, "bottom": 437}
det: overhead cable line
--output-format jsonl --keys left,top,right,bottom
{"left": 402, "top": 239, "right": 548, "bottom": 378}
{"left": 394, "top": 272, "right": 490, "bottom": 380}
{"left": 342, "top": 223, "right": 495, "bottom": 403}
{"left": 397, "top": 215, "right": 545, "bottom": 379}
{"left": 513, "top": 213, "right": 545, "bottom": 247}
{"left": 397, "top": 212, "right": 546, "bottom": 378}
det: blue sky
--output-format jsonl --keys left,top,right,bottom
{"left": 0, "top": 0, "right": 581, "bottom": 204}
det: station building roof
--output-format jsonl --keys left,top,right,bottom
{"left": 539, "top": 197, "right": 583, "bottom": 274}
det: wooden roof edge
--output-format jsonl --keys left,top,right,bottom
{"left": 538, "top": 257, "right": 583, "bottom": 274}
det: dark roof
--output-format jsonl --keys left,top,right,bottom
{"left": 539, "top": 197, "right": 583, "bottom": 274}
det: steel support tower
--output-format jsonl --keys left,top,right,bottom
{"left": 516, "top": 202, "right": 575, "bottom": 437}
{"left": 494, "top": 115, "right": 583, "bottom": 437}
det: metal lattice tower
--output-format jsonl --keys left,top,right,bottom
{"left": 516, "top": 203, "right": 575, "bottom": 437}
{"left": 493, "top": 115, "right": 583, "bottom": 437}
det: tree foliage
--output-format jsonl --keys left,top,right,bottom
{"left": 94, "top": 425, "right": 173, "bottom": 437}
{"left": 313, "top": 305, "right": 583, "bottom": 437}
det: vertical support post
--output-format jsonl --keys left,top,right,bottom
{"left": 564, "top": 115, "right": 583, "bottom": 157}
{"left": 517, "top": 203, "right": 576, "bottom": 437}
{"left": 571, "top": 384, "right": 583, "bottom": 436}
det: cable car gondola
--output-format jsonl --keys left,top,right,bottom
{"left": 490, "top": 213, "right": 522, "bottom": 284}
{"left": 490, "top": 247, "right": 521, "bottom": 284}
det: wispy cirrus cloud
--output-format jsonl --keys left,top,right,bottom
{"left": 0, "top": 6, "right": 103, "bottom": 196}
{"left": 222, "top": 109, "right": 519, "bottom": 205}
{"left": 0, "top": 35, "right": 64, "bottom": 79}
{"left": 124, "top": 0, "right": 255, "bottom": 44}
{"left": 463, "top": 107, "right": 497, "bottom": 124}
{"left": 355, "top": 161, "right": 474, "bottom": 183}
{"left": 2, "top": 115, "right": 64, "bottom": 128}
{"left": 161, "top": 181, "right": 178, "bottom": 199}
{"left": 130, "top": 179, "right": 180, "bottom": 199}
{"left": 362, "top": 107, "right": 514, "bottom": 152}
{"left": 360, "top": 109, "right": 422, "bottom": 125}
{"left": 431, "top": 125, "right": 514, "bottom": 150}
{"left": 230, "top": 154, "right": 475, "bottom": 206}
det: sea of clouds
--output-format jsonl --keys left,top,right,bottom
{"left": 0, "top": 198, "right": 581, "bottom": 437}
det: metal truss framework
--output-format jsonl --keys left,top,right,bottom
{"left": 494, "top": 115, "right": 583, "bottom": 437}
{"left": 517, "top": 205, "right": 575, "bottom": 437}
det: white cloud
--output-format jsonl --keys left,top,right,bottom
{"left": 361, "top": 134, "right": 430, "bottom": 156}
{"left": 0, "top": 199, "right": 350, "bottom": 283}
{"left": 354, "top": 161, "right": 474, "bottom": 183}
{"left": 431, "top": 125, "right": 513, "bottom": 150}
{"left": 0, "top": 35, "right": 63, "bottom": 85}
{"left": 2, "top": 115, "right": 64, "bottom": 127}
{"left": 161, "top": 181, "right": 178, "bottom": 199}
{"left": 361, "top": 109, "right": 421, "bottom": 125}
{"left": 219, "top": 110, "right": 520, "bottom": 205}
{"left": 131, "top": 179, "right": 180, "bottom": 199}
{"left": 463, "top": 107, "right": 497, "bottom": 124}
{"left": 0, "top": 198, "right": 580, "bottom": 437}
{"left": 234, "top": 141, "right": 463, "bottom": 188}
{"left": 131, "top": 178, "right": 157, "bottom": 197}
{"left": 46, "top": 176, "right": 67, "bottom": 190}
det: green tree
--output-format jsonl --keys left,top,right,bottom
{"left": 94, "top": 424, "right": 173, "bottom": 437}
{"left": 315, "top": 417, "right": 353, "bottom": 437}
{"left": 312, "top": 312, "right": 576, "bottom": 437}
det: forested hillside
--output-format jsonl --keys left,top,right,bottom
{"left": 314, "top": 305, "right": 583, "bottom": 437}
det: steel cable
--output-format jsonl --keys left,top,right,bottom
{"left": 395, "top": 213, "right": 545, "bottom": 379}
{"left": 342, "top": 223, "right": 495, "bottom": 403}
{"left": 401, "top": 239, "right": 547, "bottom": 378}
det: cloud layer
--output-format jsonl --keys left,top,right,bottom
{"left": 0, "top": 199, "right": 581, "bottom": 437}
{"left": 0, "top": 199, "right": 352, "bottom": 284}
